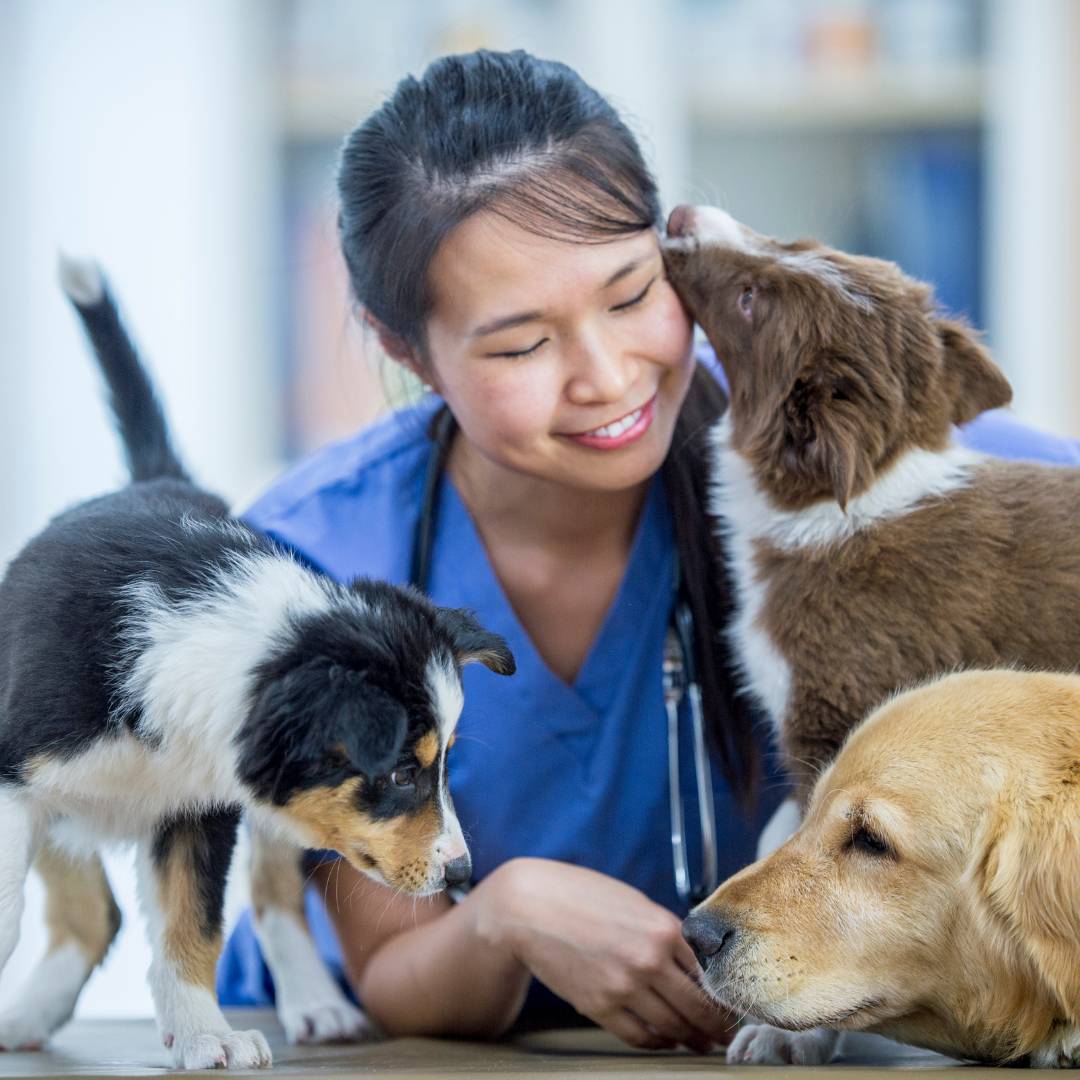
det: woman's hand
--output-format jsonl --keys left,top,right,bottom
{"left": 473, "top": 857, "right": 735, "bottom": 1052}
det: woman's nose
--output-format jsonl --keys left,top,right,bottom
{"left": 566, "top": 343, "right": 637, "bottom": 404}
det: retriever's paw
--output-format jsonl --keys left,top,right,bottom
{"left": 279, "top": 1000, "right": 370, "bottom": 1045}
{"left": 1031, "top": 1024, "right": 1080, "bottom": 1068}
{"left": 727, "top": 1024, "right": 839, "bottom": 1065}
{"left": 167, "top": 1029, "right": 272, "bottom": 1070}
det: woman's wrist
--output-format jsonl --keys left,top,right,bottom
{"left": 467, "top": 857, "right": 539, "bottom": 962}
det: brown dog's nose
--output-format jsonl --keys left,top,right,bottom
{"left": 667, "top": 203, "right": 694, "bottom": 238}
{"left": 683, "top": 909, "right": 737, "bottom": 968}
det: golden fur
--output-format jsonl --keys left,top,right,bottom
{"left": 692, "top": 670, "right": 1080, "bottom": 1066}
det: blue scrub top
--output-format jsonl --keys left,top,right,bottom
{"left": 217, "top": 345, "right": 1080, "bottom": 1010}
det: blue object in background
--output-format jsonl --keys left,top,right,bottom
{"left": 863, "top": 129, "right": 982, "bottom": 327}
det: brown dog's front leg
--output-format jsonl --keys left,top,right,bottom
{"left": 139, "top": 809, "right": 271, "bottom": 1070}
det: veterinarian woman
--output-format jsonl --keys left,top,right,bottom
{"left": 219, "top": 50, "right": 1080, "bottom": 1049}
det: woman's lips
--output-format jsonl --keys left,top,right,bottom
{"left": 562, "top": 397, "right": 655, "bottom": 450}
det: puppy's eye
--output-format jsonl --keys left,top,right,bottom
{"left": 850, "top": 825, "right": 892, "bottom": 858}
{"left": 390, "top": 766, "right": 418, "bottom": 788}
{"left": 739, "top": 286, "right": 754, "bottom": 320}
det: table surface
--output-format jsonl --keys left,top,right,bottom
{"left": 0, "top": 1010, "right": 995, "bottom": 1079}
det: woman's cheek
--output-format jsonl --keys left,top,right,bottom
{"left": 452, "top": 361, "right": 563, "bottom": 457}
{"left": 638, "top": 283, "right": 695, "bottom": 369}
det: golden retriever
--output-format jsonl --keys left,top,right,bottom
{"left": 683, "top": 669, "right": 1080, "bottom": 1068}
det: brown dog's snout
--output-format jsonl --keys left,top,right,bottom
{"left": 682, "top": 908, "right": 737, "bottom": 969}
{"left": 666, "top": 203, "right": 693, "bottom": 238}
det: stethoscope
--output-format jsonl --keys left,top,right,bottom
{"left": 411, "top": 406, "right": 719, "bottom": 906}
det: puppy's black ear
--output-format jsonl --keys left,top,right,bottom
{"left": 330, "top": 668, "right": 410, "bottom": 778}
{"left": 435, "top": 608, "right": 516, "bottom": 675}
{"left": 937, "top": 318, "right": 1012, "bottom": 425}
{"left": 780, "top": 356, "right": 878, "bottom": 511}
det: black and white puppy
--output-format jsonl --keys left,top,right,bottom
{"left": 0, "top": 260, "right": 514, "bottom": 1069}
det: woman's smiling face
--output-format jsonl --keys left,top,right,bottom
{"left": 420, "top": 211, "right": 695, "bottom": 492}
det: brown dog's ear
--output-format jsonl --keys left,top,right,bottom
{"left": 780, "top": 357, "right": 877, "bottom": 510}
{"left": 937, "top": 319, "right": 1012, "bottom": 426}
{"left": 981, "top": 792, "right": 1080, "bottom": 1025}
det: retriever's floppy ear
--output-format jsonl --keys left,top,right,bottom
{"left": 980, "top": 788, "right": 1080, "bottom": 1025}
{"left": 436, "top": 607, "right": 516, "bottom": 675}
{"left": 780, "top": 355, "right": 878, "bottom": 510}
{"left": 937, "top": 319, "right": 1012, "bottom": 426}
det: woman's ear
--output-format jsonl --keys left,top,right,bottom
{"left": 362, "top": 312, "right": 439, "bottom": 392}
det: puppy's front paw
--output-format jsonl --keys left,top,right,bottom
{"left": 0, "top": 1016, "right": 45, "bottom": 1051}
{"left": 727, "top": 1024, "right": 839, "bottom": 1065}
{"left": 279, "top": 1000, "right": 370, "bottom": 1045}
{"left": 167, "top": 1029, "right": 272, "bottom": 1070}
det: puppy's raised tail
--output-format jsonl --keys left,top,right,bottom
{"left": 58, "top": 254, "right": 187, "bottom": 483}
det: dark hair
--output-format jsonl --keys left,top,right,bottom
{"left": 337, "top": 50, "right": 759, "bottom": 803}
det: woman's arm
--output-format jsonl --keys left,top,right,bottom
{"left": 317, "top": 858, "right": 734, "bottom": 1051}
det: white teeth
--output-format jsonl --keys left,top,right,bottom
{"left": 585, "top": 407, "right": 643, "bottom": 440}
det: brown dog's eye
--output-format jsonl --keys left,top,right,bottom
{"left": 850, "top": 825, "right": 892, "bottom": 858}
{"left": 390, "top": 766, "right": 418, "bottom": 788}
{"left": 739, "top": 286, "right": 754, "bottom": 320}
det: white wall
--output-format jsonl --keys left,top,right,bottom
{"left": 0, "top": 0, "right": 280, "bottom": 1018}
{"left": 984, "top": 0, "right": 1080, "bottom": 436}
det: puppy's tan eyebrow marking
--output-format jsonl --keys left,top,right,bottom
{"left": 415, "top": 729, "right": 439, "bottom": 769}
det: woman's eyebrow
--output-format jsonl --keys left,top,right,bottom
{"left": 472, "top": 310, "right": 545, "bottom": 337}
{"left": 603, "top": 257, "right": 646, "bottom": 290}
{"left": 471, "top": 256, "right": 653, "bottom": 337}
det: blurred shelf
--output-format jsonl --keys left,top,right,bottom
{"left": 280, "top": 78, "right": 385, "bottom": 141}
{"left": 280, "top": 63, "right": 984, "bottom": 143}
{"left": 692, "top": 63, "right": 983, "bottom": 130}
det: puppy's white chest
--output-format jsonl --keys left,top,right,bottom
{"left": 23, "top": 731, "right": 242, "bottom": 839}
{"left": 709, "top": 422, "right": 793, "bottom": 734}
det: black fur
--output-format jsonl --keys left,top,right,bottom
{"left": 152, "top": 808, "right": 241, "bottom": 939}
{"left": 67, "top": 286, "right": 185, "bottom": 482}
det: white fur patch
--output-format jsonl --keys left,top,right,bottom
{"left": 709, "top": 415, "right": 984, "bottom": 731}
{"left": 0, "top": 942, "right": 90, "bottom": 1049}
{"left": 425, "top": 657, "right": 468, "bottom": 867}
{"left": 254, "top": 908, "right": 368, "bottom": 1045}
{"left": 665, "top": 206, "right": 872, "bottom": 312}
{"left": 775, "top": 251, "right": 873, "bottom": 314}
{"left": 57, "top": 254, "right": 104, "bottom": 306}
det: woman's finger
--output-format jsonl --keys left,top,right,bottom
{"left": 598, "top": 1008, "right": 677, "bottom": 1051}
{"left": 623, "top": 988, "right": 713, "bottom": 1053}
{"left": 655, "top": 963, "right": 738, "bottom": 1045}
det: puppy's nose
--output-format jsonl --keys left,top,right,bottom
{"left": 682, "top": 909, "right": 737, "bottom": 968}
{"left": 442, "top": 854, "right": 472, "bottom": 888}
{"left": 667, "top": 203, "right": 694, "bottom": 238}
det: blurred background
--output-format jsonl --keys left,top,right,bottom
{"left": 0, "top": 0, "right": 1078, "bottom": 1020}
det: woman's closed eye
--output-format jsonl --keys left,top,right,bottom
{"left": 610, "top": 275, "right": 656, "bottom": 313}
{"left": 485, "top": 337, "right": 549, "bottom": 359}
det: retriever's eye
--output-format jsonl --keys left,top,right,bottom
{"left": 390, "top": 766, "right": 418, "bottom": 788}
{"left": 850, "top": 825, "right": 892, "bottom": 858}
{"left": 739, "top": 286, "right": 754, "bottom": 320}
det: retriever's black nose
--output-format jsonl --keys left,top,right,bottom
{"left": 667, "top": 203, "right": 693, "bottom": 238}
{"left": 682, "top": 909, "right": 737, "bottom": 969}
{"left": 443, "top": 854, "right": 472, "bottom": 888}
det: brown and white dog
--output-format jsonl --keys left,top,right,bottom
{"left": 684, "top": 669, "right": 1080, "bottom": 1068}
{"left": 663, "top": 206, "right": 1080, "bottom": 1062}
